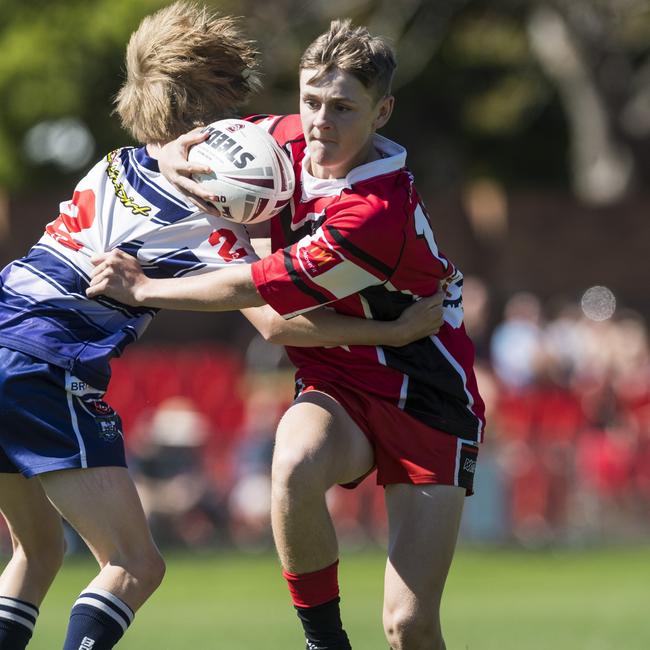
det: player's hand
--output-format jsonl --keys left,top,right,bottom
{"left": 393, "top": 291, "right": 445, "bottom": 345}
{"left": 158, "top": 128, "right": 222, "bottom": 217}
{"left": 86, "top": 250, "right": 149, "bottom": 306}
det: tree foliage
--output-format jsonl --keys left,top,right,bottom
{"left": 1, "top": 0, "right": 649, "bottom": 204}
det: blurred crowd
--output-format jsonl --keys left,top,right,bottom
{"left": 465, "top": 279, "right": 650, "bottom": 546}
{"left": 2, "top": 281, "right": 648, "bottom": 554}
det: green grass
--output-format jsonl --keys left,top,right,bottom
{"left": 14, "top": 547, "right": 650, "bottom": 650}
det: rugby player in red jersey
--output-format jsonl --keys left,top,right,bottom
{"left": 89, "top": 20, "right": 485, "bottom": 650}
{"left": 0, "top": 8, "right": 443, "bottom": 650}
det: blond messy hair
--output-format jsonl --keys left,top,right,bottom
{"left": 115, "top": 1, "right": 260, "bottom": 144}
{"left": 300, "top": 19, "right": 396, "bottom": 101}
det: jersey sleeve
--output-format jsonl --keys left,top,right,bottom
{"left": 251, "top": 193, "right": 405, "bottom": 318}
{"left": 245, "top": 114, "right": 303, "bottom": 147}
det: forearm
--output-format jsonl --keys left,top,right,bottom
{"left": 242, "top": 305, "right": 404, "bottom": 347}
{"left": 135, "top": 264, "right": 265, "bottom": 311}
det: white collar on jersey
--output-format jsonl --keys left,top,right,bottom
{"left": 301, "top": 134, "right": 407, "bottom": 200}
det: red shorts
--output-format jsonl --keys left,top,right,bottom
{"left": 296, "top": 379, "right": 479, "bottom": 495}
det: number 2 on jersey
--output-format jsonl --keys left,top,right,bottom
{"left": 208, "top": 228, "right": 248, "bottom": 261}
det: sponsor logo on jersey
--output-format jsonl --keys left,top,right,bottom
{"left": 463, "top": 457, "right": 477, "bottom": 474}
{"left": 459, "top": 443, "right": 478, "bottom": 489}
{"left": 66, "top": 375, "right": 105, "bottom": 398}
{"left": 79, "top": 398, "right": 122, "bottom": 441}
{"left": 298, "top": 243, "right": 341, "bottom": 278}
{"left": 205, "top": 129, "right": 256, "bottom": 169}
{"left": 70, "top": 380, "right": 88, "bottom": 393}
{"left": 106, "top": 151, "right": 151, "bottom": 217}
{"left": 89, "top": 400, "right": 113, "bottom": 416}
{"left": 96, "top": 415, "right": 121, "bottom": 442}
{"left": 79, "top": 637, "right": 95, "bottom": 649}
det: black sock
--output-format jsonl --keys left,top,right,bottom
{"left": 295, "top": 597, "right": 351, "bottom": 650}
{"left": 62, "top": 589, "right": 134, "bottom": 650}
{"left": 0, "top": 597, "right": 39, "bottom": 650}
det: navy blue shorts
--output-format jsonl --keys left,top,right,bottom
{"left": 0, "top": 347, "right": 126, "bottom": 477}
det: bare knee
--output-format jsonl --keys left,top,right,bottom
{"left": 102, "top": 545, "right": 166, "bottom": 597}
{"left": 383, "top": 604, "right": 443, "bottom": 650}
{"left": 137, "top": 548, "right": 166, "bottom": 593}
{"left": 272, "top": 445, "right": 330, "bottom": 498}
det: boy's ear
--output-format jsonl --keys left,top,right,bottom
{"left": 373, "top": 95, "right": 394, "bottom": 130}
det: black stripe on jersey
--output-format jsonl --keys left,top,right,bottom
{"left": 360, "top": 284, "right": 414, "bottom": 320}
{"left": 282, "top": 249, "right": 331, "bottom": 305}
{"left": 245, "top": 114, "right": 271, "bottom": 123}
{"left": 267, "top": 114, "right": 292, "bottom": 136}
{"left": 384, "top": 340, "right": 481, "bottom": 441}
{"left": 326, "top": 225, "right": 394, "bottom": 278}
{"left": 358, "top": 284, "right": 480, "bottom": 440}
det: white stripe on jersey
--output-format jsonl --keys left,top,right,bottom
{"left": 65, "top": 375, "right": 88, "bottom": 468}
{"left": 454, "top": 438, "right": 462, "bottom": 488}
{"left": 0, "top": 145, "right": 258, "bottom": 388}
{"left": 398, "top": 375, "right": 409, "bottom": 410}
{"left": 359, "top": 294, "right": 373, "bottom": 319}
{"left": 125, "top": 149, "right": 190, "bottom": 211}
{"left": 2, "top": 264, "right": 136, "bottom": 333}
{"left": 294, "top": 228, "right": 383, "bottom": 299}
{"left": 432, "top": 337, "right": 484, "bottom": 441}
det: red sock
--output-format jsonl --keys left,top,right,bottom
{"left": 282, "top": 560, "right": 340, "bottom": 608}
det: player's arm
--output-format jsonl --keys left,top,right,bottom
{"left": 157, "top": 128, "right": 221, "bottom": 216}
{"left": 240, "top": 292, "right": 444, "bottom": 348}
{"left": 86, "top": 249, "right": 264, "bottom": 310}
{"left": 86, "top": 250, "right": 443, "bottom": 346}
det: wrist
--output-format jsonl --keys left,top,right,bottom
{"left": 388, "top": 319, "right": 405, "bottom": 347}
{"left": 132, "top": 278, "right": 154, "bottom": 306}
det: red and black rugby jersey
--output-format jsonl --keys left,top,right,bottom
{"left": 249, "top": 114, "right": 485, "bottom": 442}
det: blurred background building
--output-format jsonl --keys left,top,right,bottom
{"left": 1, "top": 0, "right": 649, "bottom": 551}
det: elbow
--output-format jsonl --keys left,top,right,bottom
{"left": 264, "top": 325, "right": 289, "bottom": 345}
{"left": 255, "top": 313, "right": 288, "bottom": 344}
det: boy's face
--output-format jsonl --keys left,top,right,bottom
{"left": 299, "top": 67, "right": 393, "bottom": 180}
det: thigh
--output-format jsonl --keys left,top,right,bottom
{"left": 274, "top": 390, "right": 374, "bottom": 488}
{"left": 383, "top": 484, "right": 465, "bottom": 615}
{"left": 38, "top": 467, "right": 155, "bottom": 564}
{"left": 0, "top": 473, "right": 63, "bottom": 551}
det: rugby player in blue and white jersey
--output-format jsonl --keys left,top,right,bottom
{"left": 0, "top": 4, "right": 444, "bottom": 650}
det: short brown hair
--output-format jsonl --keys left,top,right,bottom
{"left": 299, "top": 19, "right": 396, "bottom": 101}
{"left": 115, "top": 1, "right": 260, "bottom": 144}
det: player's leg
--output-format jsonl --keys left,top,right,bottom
{"left": 271, "top": 390, "right": 374, "bottom": 650}
{"left": 0, "top": 473, "right": 65, "bottom": 650}
{"left": 382, "top": 484, "right": 465, "bottom": 650}
{"left": 38, "top": 466, "right": 166, "bottom": 650}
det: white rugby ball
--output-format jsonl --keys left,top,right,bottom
{"left": 189, "top": 119, "right": 295, "bottom": 224}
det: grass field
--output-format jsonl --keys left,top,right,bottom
{"left": 15, "top": 546, "right": 649, "bottom": 650}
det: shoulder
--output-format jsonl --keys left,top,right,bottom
{"left": 244, "top": 114, "right": 304, "bottom": 147}
{"left": 335, "top": 169, "right": 413, "bottom": 230}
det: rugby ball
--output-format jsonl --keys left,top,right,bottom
{"left": 189, "top": 119, "right": 295, "bottom": 224}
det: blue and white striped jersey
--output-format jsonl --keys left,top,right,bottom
{"left": 0, "top": 146, "right": 257, "bottom": 391}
